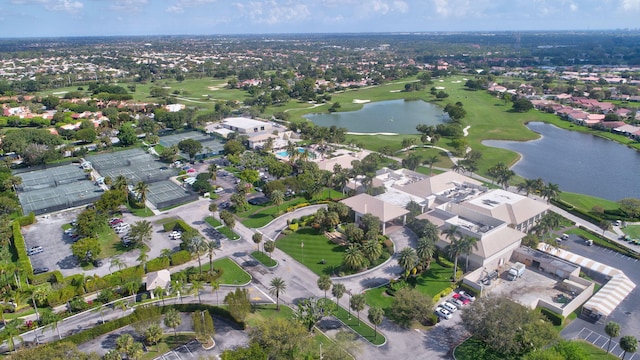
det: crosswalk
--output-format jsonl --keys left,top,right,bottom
{"left": 576, "top": 327, "right": 636, "bottom": 359}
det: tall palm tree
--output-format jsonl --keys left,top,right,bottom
{"left": 416, "top": 236, "right": 436, "bottom": 269}
{"left": 620, "top": 335, "right": 638, "bottom": 360}
{"left": 517, "top": 178, "right": 538, "bottom": 196}
{"left": 136, "top": 250, "right": 149, "bottom": 273}
{"left": 270, "top": 190, "right": 284, "bottom": 214}
{"left": 163, "top": 308, "right": 182, "bottom": 339}
{"left": 423, "top": 155, "right": 439, "bottom": 176}
{"left": 160, "top": 249, "right": 172, "bottom": 269}
{"left": 362, "top": 239, "right": 383, "bottom": 263}
{"left": 460, "top": 235, "right": 479, "bottom": 271}
{"left": 368, "top": 306, "right": 384, "bottom": 340}
{"left": 113, "top": 175, "right": 128, "bottom": 194}
{"left": 153, "top": 286, "right": 165, "bottom": 305}
{"left": 452, "top": 162, "right": 465, "bottom": 174}
{"left": 109, "top": 257, "right": 125, "bottom": 274}
{"left": 350, "top": 293, "right": 366, "bottom": 326}
{"left": 269, "top": 277, "right": 287, "bottom": 311}
{"left": 186, "top": 235, "right": 208, "bottom": 274}
{"left": 285, "top": 141, "right": 297, "bottom": 163}
{"left": 2, "top": 320, "right": 23, "bottom": 352}
{"left": 445, "top": 238, "right": 464, "bottom": 281}
{"left": 605, "top": 321, "right": 620, "bottom": 354}
{"left": 397, "top": 247, "right": 418, "bottom": 277}
{"left": 317, "top": 275, "right": 332, "bottom": 299}
{"left": 191, "top": 280, "right": 204, "bottom": 303}
{"left": 332, "top": 283, "right": 346, "bottom": 309}
{"left": 210, "top": 280, "right": 220, "bottom": 305}
{"left": 207, "top": 163, "right": 218, "bottom": 181}
{"left": 134, "top": 181, "right": 149, "bottom": 206}
{"left": 206, "top": 240, "right": 217, "bottom": 273}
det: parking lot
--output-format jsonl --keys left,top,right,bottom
{"left": 485, "top": 266, "right": 559, "bottom": 309}
{"left": 154, "top": 340, "right": 201, "bottom": 360}
{"left": 22, "top": 208, "right": 85, "bottom": 276}
{"left": 576, "top": 327, "right": 636, "bottom": 359}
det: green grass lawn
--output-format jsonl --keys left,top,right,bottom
{"left": 126, "top": 202, "right": 154, "bottom": 217}
{"left": 195, "top": 257, "right": 251, "bottom": 285}
{"left": 245, "top": 304, "right": 295, "bottom": 327}
{"left": 365, "top": 262, "right": 453, "bottom": 313}
{"left": 558, "top": 191, "right": 620, "bottom": 213}
{"left": 251, "top": 251, "right": 277, "bottom": 267}
{"left": 624, "top": 225, "right": 640, "bottom": 238}
{"left": 276, "top": 228, "right": 346, "bottom": 276}
{"left": 327, "top": 299, "right": 386, "bottom": 346}
{"left": 217, "top": 226, "right": 240, "bottom": 240}
{"left": 97, "top": 226, "right": 126, "bottom": 258}
{"left": 204, "top": 216, "right": 222, "bottom": 228}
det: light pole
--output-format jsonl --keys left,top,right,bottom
{"left": 320, "top": 342, "right": 323, "bottom": 360}
{"left": 301, "top": 240, "right": 304, "bottom": 263}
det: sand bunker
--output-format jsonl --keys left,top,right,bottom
{"left": 352, "top": 99, "right": 371, "bottom": 104}
{"left": 435, "top": 86, "right": 445, "bottom": 90}
{"left": 389, "top": 90, "right": 401, "bottom": 93}
{"left": 207, "top": 85, "right": 224, "bottom": 91}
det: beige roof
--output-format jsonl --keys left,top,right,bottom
{"left": 146, "top": 269, "right": 171, "bottom": 291}
{"left": 439, "top": 226, "right": 524, "bottom": 259}
{"left": 316, "top": 153, "right": 361, "bottom": 171}
{"left": 462, "top": 189, "right": 549, "bottom": 226}
{"left": 396, "top": 171, "right": 482, "bottom": 198}
{"left": 340, "top": 193, "right": 409, "bottom": 222}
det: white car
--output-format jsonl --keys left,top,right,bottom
{"left": 458, "top": 290, "right": 476, "bottom": 302}
{"left": 169, "top": 231, "right": 182, "bottom": 240}
{"left": 435, "top": 306, "right": 452, "bottom": 320}
{"left": 442, "top": 301, "right": 457, "bottom": 313}
{"left": 214, "top": 187, "right": 224, "bottom": 193}
{"left": 449, "top": 298, "right": 464, "bottom": 309}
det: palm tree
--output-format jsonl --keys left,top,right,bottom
{"left": 397, "top": 247, "right": 418, "bottom": 277}
{"left": 113, "top": 175, "right": 128, "bottom": 194}
{"left": 136, "top": 250, "right": 148, "bottom": 273}
{"left": 5, "top": 175, "right": 22, "bottom": 192}
{"left": 186, "top": 235, "right": 207, "bottom": 274}
{"left": 317, "top": 275, "right": 332, "bottom": 299}
{"left": 343, "top": 244, "right": 365, "bottom": 271}
{"left": 210, "top": 280, "right": 220, "bottom": 305}
{"left": 362, "top": 239, "right": 382, "bottom": 263}
{"left": 517, "top": 178, "right": 538, "bottom": 196}
{"left": 605, "top": 321, "right": 621, "bottom": 354}
{"left": 423, "top": 155, "right": 439, "bottom": 176}
{"left": 160, "top": 249, "right": 172, "bottom": 268}
{"left": 191, "top": 280, "right": 204, "bottom": 303}
{"left": 207, "top": 163, "right": 218, "bottom": 181}
{"left": 460, "top": 235, "right": 479, "bottom": 271}
{"left": 2, "top": 320, "right": 23, "bottom": 352}
{"left": 452, "top": 162, "right": 465, "bottom": 174}
{"left": 332, "top": 283, "right": 346, "bottom": 309}
{"left": 206, "top": 240, "right": 217, "bottom": 273}
{"left": 350, "top": 293, "right": 365, "bottom": 325}
{"left": 109, "top": 257, "right": 125, "bottom": 274}
{"left": 442, "top": 226, "right": 462, "bottom": 280}
{"left": 153, "top": 286, "right": 165, "bottom": 305}
{"left": 270, "top": 190, "right": 284, "bottom": 214}
{"left": 620, "top": 335, "right": 638, "bottom": 360}
{"left": 368, "top": 306, "right": 384, "bottom": 340}
{"left": 134, "top": 181, "right": 149, "bottom": 207}
{"left": 541, "top": 182, "right": 561, "bottom": 204}
{"left": 252, "top": 232, "right": 263, "bottom": 252}
{"left": 144, "top": 324, "right": 163, "bottom": 351}
{"left": 416, "top": 236, "right": 436, "bottom": 269}
{"left": 269, "top": 277, "right": 287, "bottom": 311}
{"left": 130, "top": 220, "right": 153, "bottom": 247}
{"left": 264, "top": 240, "right": 275, "bottom": 258}
{"left": 285, "top": 141, "right": 297, "bottom": 162}
{"left": 164, "top": 308, "right": 182, "bottom": 339}
{"left": 116, "top": 333, "right": 135, "bottom": 358}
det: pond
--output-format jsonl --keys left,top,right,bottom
{"left": 483, "top": 122, "right": 640, "bottom": 201}
{"left": 304, "top": 99, "right": 449, "bottom": 134}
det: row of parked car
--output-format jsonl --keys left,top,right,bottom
{"left": 110, "top": 218, "right": 132, "bottom": 245}
{"left": 435, "top": 290, "right": 476, "bottom": 320}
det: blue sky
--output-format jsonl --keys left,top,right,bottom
{"left": 1, "top": 0, "right": 638, "bottom": 38}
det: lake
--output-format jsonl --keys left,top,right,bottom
{"left": 304, "top": 99, "right": 449, "bottom": 134}
{"left": 483, "top": 122, "right": 640, "bottom": 201}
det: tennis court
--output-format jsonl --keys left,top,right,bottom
{"left": 87, "top": 149, "right": 177, "bottom": 184}
{"left": 18, "top": 181, "right": 103, "bottom": 215}
{"left": 16, "top": 164, "right": 87, "bottom": 192}
{"left": 159, "top": 131, "right": 225, "bottom": 159}
{"left": 146, "top": 180, "right": 199, "bottom": 209}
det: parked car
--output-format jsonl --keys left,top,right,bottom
{"left": 248, "top": 197, "right": 270, "bottom": 206}
{"left": 33, "top": 267, "right": 49, "bottom": 274}
{"left": 457, "top": 290, "right": 476, "bottom": 302}
{"left": 452, "top": 293, "right": 471, "bottom": 304}
{"left": 110, "top": 218, "right": 123, "bottom": 226}
{"left": 442, "top": 301, "right": 458, "bottom": 313}
{"left": 449, "top": 298, "right": 465, "bottom": 309}
{"left": 169, "top": 231, "right": 182, "bottom": 240}
{"left": 93, "top": 259, "right": 103, "bottom": 267}
{"left": 28, "top": 246, "right": 44, "bottom": 256}
{"left": 435, "top": 306, "right": 452, "bottom": 320}
{"left": 220, "top": 202, "right": 230, "bottom": 209}
{"left": 214, "top": 187, "right": 224, "bottom": 193}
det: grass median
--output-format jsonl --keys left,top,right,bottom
{"left": 251, "top": 251, "right": 277, "bottom": 267}
{"left": 325, "top": 299, "right": 386, "bottom": 346}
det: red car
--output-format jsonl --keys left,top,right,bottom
{"left": 110, "top": 218, "right": 123, "bottom": 226}
{"left": 453, "top": 293, "right": 471, "bottom": 305}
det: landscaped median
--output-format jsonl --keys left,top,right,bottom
{"left": 205, "top": 216, "right": 240, "bottom": 240}
{"left": 251, "top": 251, "right": 277, "bottom": 267}
{"left": 325, "top": 299, "right": 386, "bottom": 346}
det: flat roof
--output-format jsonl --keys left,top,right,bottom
{"left": 222, "top": 117, "right": 269, "bottom": 129}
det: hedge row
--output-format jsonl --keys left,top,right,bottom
{"left": 61, "top": 303, "right": 244, "bottom": 346}
{"left": 146, "top": 257, "right": 170, "bottom": 272}
{"left": 17, "top": 212, "right": 36, "bottom": 226}
{"left": 171, "top": 250, "right": 192, "bottom": 266}
{"left": 31, "top": 270, "right": 63, "bottom": 286}
{"left": 539, "top": 307, "right": 564, "bottom": 326}
{"left": 432, "top": 285, "right": 456, "bottom": 304}
{"left": 11, "top": 222, "right": 32, "bottom": 276}
{"left": 162, "top": 219, "right": 194, "bottom": 233}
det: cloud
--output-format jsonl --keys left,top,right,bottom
{"left": 10, "top": 0, "right": 83, "bottom": 13}
{"left": 165, "top": 0, "right": 217, "bottom": 13}
{"left": 621, "top": 0, "right": 640, "bottom": 11}
{"left": 235, "top": 1, "right": 310, "bottom": 25}
{"left": 109, "top": 0, "right": 148, "bottom": 12}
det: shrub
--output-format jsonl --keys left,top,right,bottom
{"left": 146, "top": 257, "right": 170, "bottom": 272}
{"left": 436, "top": 255, "right": 454, "bottom": 268}
{"left": 288, "top": 223, "right": 299, "bottom": 231}
{"left": 432, "top": 286, "right": 455, "bottom": 303}
{"left": 11, "top": 222, "right": 32, "bottom": 275}
{"left": 162, "top": 219, "right": 193, "bottom": 233}
{"left": 458, "top": 283, "right": 479, "bottom": 297}
{"left": 103, "top": 266, "right": 145, "bottom": 287}
{"left": 17, "top": 212, "right": 36, "bottom": 226}
{"left": 171, "top": 250, "right": 192, "bottom": 266}
{"left": 539, "top": 308, "right": 564, "bottom": 326}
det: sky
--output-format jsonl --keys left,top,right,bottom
{"left": 1, "top": 0, "right": 639, "bottom": 38}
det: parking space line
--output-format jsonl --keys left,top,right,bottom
{"left": 576, "top": 327, "right": 591, "bottom": 339}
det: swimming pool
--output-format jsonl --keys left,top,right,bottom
{"left": 275, "top": 147, "right": 315, "bottom": 158}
